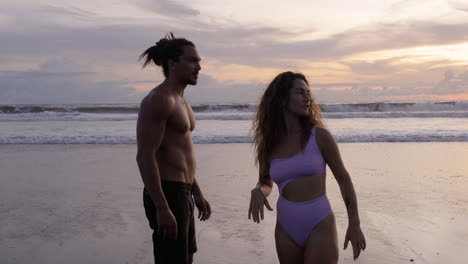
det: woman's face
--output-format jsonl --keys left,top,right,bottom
{"left": 285, "top": 78, "right": 311, "bottom": 116}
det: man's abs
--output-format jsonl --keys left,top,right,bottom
{"left": 156, "top": 146, "right": 196, "bottom": 183}
{"left": 157, "top": 105, "right": 196, "bottom": 183}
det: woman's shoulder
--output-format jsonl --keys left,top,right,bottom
{"left": 315, "top": 126, "right": 332, "bottom": 138}
{"left": 314, "top": 126, "right": 336, "bottom": 147}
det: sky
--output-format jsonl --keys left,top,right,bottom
{"left": 1, "top": 0, "right": 468, "bottom": 104}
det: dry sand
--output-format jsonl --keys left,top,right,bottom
{"left": 1, "top": 143, "right": 467, "bottom": 263}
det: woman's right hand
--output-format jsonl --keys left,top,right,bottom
{"left": 156, "top": 207, "right": 178, "bottom": 240}
{"left": 248, "top": 187, "right": 273, "bottom": 223}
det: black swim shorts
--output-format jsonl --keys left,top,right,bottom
{"left": 143, "top": 181, "right": 197, "bottom": 264}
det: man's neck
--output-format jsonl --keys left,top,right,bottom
{"left": 163, "top": 77, "right": 187, "bottom": 96}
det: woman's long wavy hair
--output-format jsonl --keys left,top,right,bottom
{"left": 252, "top": 71, "right": 325, "bottom": 178}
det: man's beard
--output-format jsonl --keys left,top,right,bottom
{"left": 186, "top": 78, "right": 197, "bottom": 86}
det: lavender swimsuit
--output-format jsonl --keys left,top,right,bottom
{"left": 270, "top": 126, "right": 332, "bottom": 247}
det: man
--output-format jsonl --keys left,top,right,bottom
{"left": 136, "top": 33, "right": 211, "bottom": 264}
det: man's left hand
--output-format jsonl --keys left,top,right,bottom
{"left": 193, "top": 194, "right": 211, "bottom": 221}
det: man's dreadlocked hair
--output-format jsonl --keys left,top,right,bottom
{"left": 138, "top": 32, "right": 195, "bottom": 77}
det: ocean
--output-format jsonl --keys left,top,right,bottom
{"left": 2, "top": 101, "right": 468, "bottom": 264}
{"left": 1, "top": 101, "right": 468, "bottom": 144}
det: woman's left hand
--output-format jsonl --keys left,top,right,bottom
{"left": 344, "top": 224, "right": 366, "bottom": 260}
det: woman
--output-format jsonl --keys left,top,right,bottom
{"left": 248, "top": 71, "right": 366, "bottom": 263}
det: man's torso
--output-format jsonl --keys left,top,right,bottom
{"left": 140, "top": 88, "right": 196, "bottom": 183}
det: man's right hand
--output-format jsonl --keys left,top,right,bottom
{"left": 157, "top": 207, "right": 178, "bottom": 240}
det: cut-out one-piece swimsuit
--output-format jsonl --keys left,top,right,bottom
{"left": 270, "top": 126, "right": 332, "bottom": 247}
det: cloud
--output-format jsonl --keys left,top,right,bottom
{"left": 240, "top": 21, "right": 468, "bottom": 63}
{"left": 134, "top": 0, "right": 200, "bottom": 16}
{"left": 191, "top": 68, "right": 466, "bottom": 104}
{"left": 387, "top": 0, "right": 421, "bottom": 13}
{"left": 3, "top": 61, "right": 467, "bottom": 105}
{"left": 342, "top": 57, "right": 465, "bottom": 78}
{"left": 37, "top": 4, "right": 98, "bottom": 18}
{"left": 343, "top": 57, "right": 403, "bottom": 76}
{"left": 3, "top": 3, "right": 468, "bottom": 68}
{"left": 451, "top": 0, "right": 468, "bottom": 12}
{"left": 312, "top": 67, "right": 468, "bottom": 102}
{"left": 185, "top": 74, "right": 265, "bottom": 104}
{"left": 432, "top": 69, "right": 468, "bottom": 94}
{"left": 0, "top": 63, "right": 142, "bottom": 104}
{"left": 0, "top": 22, "right": 298, "bottom": 71}
{"left": 2, "top": 1, "right": 468, "bottom": 103}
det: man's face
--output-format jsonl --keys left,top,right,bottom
{"left": 172, "top": 46, "right": 201, "bottom": 85}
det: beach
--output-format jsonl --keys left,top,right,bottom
{"left": 1, "top": 143, "right": 467, "bottom": 263}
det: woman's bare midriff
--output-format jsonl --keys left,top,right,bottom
{"left": 281, "top": 172, "right": 326, "bottom": 202}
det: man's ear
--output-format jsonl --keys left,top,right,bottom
{"left": 168, "top": 59, "right": 176, "bottom": 72}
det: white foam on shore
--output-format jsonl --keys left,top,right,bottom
{"left": 2, "top": 101, "right": 468, "bottom": 121}
{"left": 1, "top": 130, "right": 468, "bottom": 144}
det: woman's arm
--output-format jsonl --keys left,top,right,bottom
{"left": 248, "top": 168, "right": 274, "bottom": 223}
{"left": 318, "top": 127, "right": 360, "bottom": 225}
{"left": 257, "top": 172, "right": 274, "bottom": 197}
{"left": 317, "top": 127, "right": 366, "bottom": 260}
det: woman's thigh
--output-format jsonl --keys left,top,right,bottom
{"left": 304, "top": 213, "right": 339, "bottom": 264}
{"left": 275, "top": 222, "right": 303, "bottom": 264}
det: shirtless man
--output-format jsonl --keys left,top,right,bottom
{"left": 136, "top": 33, "right": 211, "bottom": 264}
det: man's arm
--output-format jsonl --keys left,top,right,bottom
{"left": 136, "top": 93, "right": 177, "bottom": 239}
{"left": 192, "top": 178, "right": 211, "bottom": 221}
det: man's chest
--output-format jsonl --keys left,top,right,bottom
{"left": 167, "top": 104, "right": 195, "bottom": 133}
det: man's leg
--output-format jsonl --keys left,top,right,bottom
{"left": 187, "top": 194, "right": 197, "bottom": 263}
{"left": 143, "top": 183, "right": 195, "bottom": 264}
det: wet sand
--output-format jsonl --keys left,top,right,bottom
{"left": 1, "top": 143, "right": 467, "bottom": 263}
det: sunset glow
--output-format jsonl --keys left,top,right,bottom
{"left": 1, "top": 0, "right": 468, "bottom": 103}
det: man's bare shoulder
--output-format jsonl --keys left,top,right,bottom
{"left": 140, "top": 87, "right": 176, "bottom": 120}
